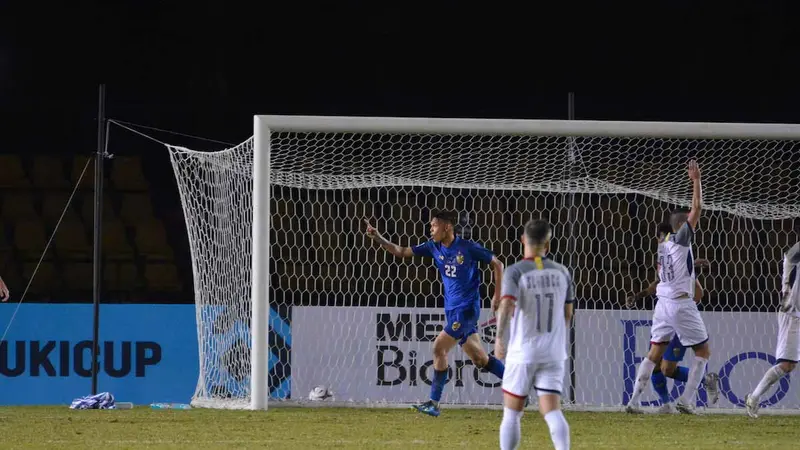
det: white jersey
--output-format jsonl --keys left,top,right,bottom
{"left": 655, "top": 222, "right": 696, "bottom": 300}
{"left": 500, "top": 256, "right": 574, "bottom": 364}
{"left": 782, "top": 242, "right": 800, "bottom": 318}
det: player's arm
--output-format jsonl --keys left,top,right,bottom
{"left": 625, "top": 279, "right": 657, "bottom": 308}
{"left": 564, "top": 267, "right": 575, "bottom": 323}
{"left": 489, "top": 257, "right": 504, "bottom": 312}
{"left": 363, "top": 219, "right": 415, "bottom": 259}
{"left": 0, "top": 275, "right": 8, "bottom": 302}
{"left": 686, "top": 159, "right": 702, "bottom": 229}
{"left": 494, "top": 265, "right": 520, "bottom": 360}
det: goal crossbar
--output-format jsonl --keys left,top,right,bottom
{"left": 256, "top": 115, "right": 800, "bottom": 139}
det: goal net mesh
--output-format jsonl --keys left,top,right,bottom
{"left": 167, "top": 129, "right": 800, "bottom": 411}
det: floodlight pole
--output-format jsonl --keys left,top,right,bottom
{"left": 91, "top": 84, "right": 107, "bottom": 395}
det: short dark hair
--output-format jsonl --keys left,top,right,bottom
{"left": 524, "top": 219, "right": 551, "bottom": 245}
{"left": 656, "top": 223, "right": 673, "bottom": 237}
{"left": 670, "top": 208, "right": 690, "bottom": 229}
{"left": 431, "top": 210, "right": 458, "bottom": 225}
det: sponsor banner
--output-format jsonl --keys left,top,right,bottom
{"left": 0, "top": 304, "right": 198, "bottom": 405}
{"left": 575, "top": 310, "right": 799, "bottom": 409}
{"left": 291, "top": 306, "right": 572, "bottom": 404}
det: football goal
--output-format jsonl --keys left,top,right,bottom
{"left": 166, "top": 115, "right": 800, "bottom": 411}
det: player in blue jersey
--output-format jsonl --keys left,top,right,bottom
{"left": 625, "top": 223, "right": 719, "bottom": 412}
{"left": 364, "top": 210, "right": 506, "bottom": 417}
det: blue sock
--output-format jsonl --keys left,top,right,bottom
{"left": 430, "top": 369, "right": 448, "bottom": 403}
{"left": 670, "top": 366, "right": 689, "bottom": 383}
{"left": 651, "top": 371, "right": 670, "bottom": 404}
{"left": 485, "top": 355, "right": 505, "bottom": 378}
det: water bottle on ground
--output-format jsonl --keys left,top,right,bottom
{"left": 116, "top": 402, "right": 134, "bottom": 410}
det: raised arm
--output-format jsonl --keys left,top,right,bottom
{"left": 363, "top": 219, "right": 414, "bottom": 259}
{"left": 687, "top": 160, "right": 702, "bottom": 229}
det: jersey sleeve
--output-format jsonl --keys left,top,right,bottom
{"left": 467, "top": 240, "right": 495, "bottom": 264}
{"left": 411, "top": 241, "right": 433, "bottom": 258}
{"left": 674, "top": 222, "right": 694, "bottom": 246}
{"left": 786, "top": 242, "right": 800, "bottom": 265}
{"left": 500, "top": 264, "right": 522, "bottom": 302}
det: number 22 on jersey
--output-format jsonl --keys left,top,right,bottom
{"left": 444, "top": 264, "right": 457, "bottom": 278}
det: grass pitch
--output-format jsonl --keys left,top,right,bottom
{"left": 1, "top": 406, "right": 797, "bottom": 449}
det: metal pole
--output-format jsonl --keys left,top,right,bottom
{"left": 566, "top": 92, "right": 578, "bottom": 405}
{"left": 91, "top": 84, "right": 107, "bottom": 395}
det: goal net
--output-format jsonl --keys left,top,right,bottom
{"left": 167, "top": 116, "right": 800, "bottom": 411}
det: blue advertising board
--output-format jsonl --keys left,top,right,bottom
{"left": 0, "top": 304, "right": 197, "bottom": 406}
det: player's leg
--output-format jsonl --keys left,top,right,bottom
{"left": 461, "top": 333, "right": 505, "bottom": 379}
{"left": 661, "top": 336, "right": 720, "bottom": 405}
{"left": 674, "top": 301, "right": 711, "bottom": 414}
{"left": 412, "top": 307, "right": 465, "bottom": 416}
{"left": 499, "top": 362, "right": 532, "bottom": 450}
{"left": 627, "top": 301, "right": 671, "bottom": 412}
{"left": 535, "top": 362, "right": 570, "bottom": 450}
{"left": 411, "top": 330, "right": 457, "bottom": 416}
{"left": 647, "top": 342, "right": 671, "bottom": 409}
{"left": 745, "top": 312, "right": 799, "bottom": 418}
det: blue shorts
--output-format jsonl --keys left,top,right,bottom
{"left": 444, "top": 304, "right": 480, "bottom": 345}
{"left": 661, "top": 335, "right": 687, "bottom": 362}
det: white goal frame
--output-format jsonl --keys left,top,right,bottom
{"left": 249, "top": 115, "right": 800, "bottom": 411}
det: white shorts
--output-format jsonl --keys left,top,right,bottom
{"left": 776, "top": 312, "right": 800, "bottom": 363}
{"left": 650, "top": 297, "right": 709, "bottom": 347}
{"left": 502, "top": 361, "right": 565, "bottom": 399}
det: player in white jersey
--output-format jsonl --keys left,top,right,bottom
{"left": 745, "top": 241, "right": 800, "bottom": 418}
{"left": 625, "top": 160, "right": 710, "bottom": 415}
{"left": 495, "top": 219, "right": 573, "bottom": 450}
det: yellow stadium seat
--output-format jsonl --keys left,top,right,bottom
{"left": 111, "top": 156, "right": 148, "bottom": 190}
{"left": 134, "top": 220, "right": 173, "bottom": 260}
{"left": 13, "top": 220, "right": 49, "bottom": 261}
{"left": 63, "top": 262, "right": 93, "bottom": 291}
{"left": 119, "top": 193, "right": 155, "bottom": 224}
{"left": 54, "top": 216, "right": 91, "bottom": 260}
{"left": 32, "top": 156, "right": 70, "bottom": 189}
{"left": 144, "top": 263, "right": 181, "bottom": 291}
{"left": 103, "top": 219, "right": 135, "bottom": 260}
{"left": 0, "top": 155, "right": 31, "bottom": 188}
{"left": 2, "top": 193, "right": 39, "bottom": 221}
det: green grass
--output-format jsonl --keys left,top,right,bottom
{"left": 0, "top": 406, "right": 797, "bottom": 449}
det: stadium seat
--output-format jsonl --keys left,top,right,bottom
{"left": 70, "top": 155, "right": 95, "bottom": 189}
{"left": 144, "top": 263, "right": 181, "bottom": 291}
{"left": 23, "top": 261, "right": 58, "bottom": 294}
{"left": 119, "top": 193, "right": 155, "bottom": 225}
{"left": 134, "top": 220, "right": 173, "bottom": 260}
{"left": 32, "top": 156, "right": 70, "bottom": 189}
{"left": 53, "top": 216, "right": 91, "bottom": 260}
{"left": 63, "top": 262, "right": 93, "bottom": 291}
{"left": 0, "top": 155, "right": 31, "bottom": 188}
{"left": 103, "top": 219, "right": 135, "bottom": 260}
{"left": 41, "top": 192, "right": 82, "bottom": 227}
{"left": 13, "top": 220, "right": 49, "bottom": 261}
{"left": 1, "top": 193, "right": 39, "bottom": 221}
{"left": 111, "top": 156, "right": 149, "bottom": 190}
{"left": 0, "top": 222, "right": 10, "bottom": 252}
{"left": 105, "top": 262, "right": 139, "bottom": 291}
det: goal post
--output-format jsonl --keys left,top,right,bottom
{"left": 169, "top": 115, "right": 800, "bottom": 412}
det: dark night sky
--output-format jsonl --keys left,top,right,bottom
{"left": 2, "top": 1, "right": 800, "bottom": 153}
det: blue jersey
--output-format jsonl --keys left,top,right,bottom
{"left": 411, "top": 236, "right": 495, "bottom": 311}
